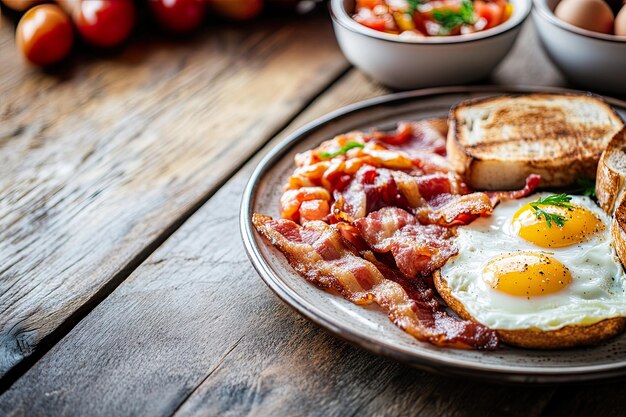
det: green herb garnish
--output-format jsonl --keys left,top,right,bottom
{"left": 529, "top": 194, "right": 574, "bottom": 228}
{"left": 574, "top": 177, "right": 596, "bottom": 198}
{"left": 432, "top": 0, "right": 475, "bottom": 34}
{"left": 318, "top": 141, "right": 364, "bottom": 159}
{"left": 406, "top": 0, "right": 421, "bottom": 14}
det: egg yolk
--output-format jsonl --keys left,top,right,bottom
{"left": 483, "top": 252, "right": 572, "bottom": 298}
{"left": 512, "top": 203, "right": 603, "bottom": 248}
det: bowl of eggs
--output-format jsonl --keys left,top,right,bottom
{"left": 533, "top": 0, "right": 626, "bottom": 94}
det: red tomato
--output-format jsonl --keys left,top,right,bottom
{"left": 474, "top": 0, "right": 504, "bottom": 29}
{"left": 16, "top": 4, "right": 73, "bottom": 66}
{"left": 353, "top": 14, "right": 387, "bottom": 31}
{"left": 150, "top": 0, "right": 206, "bottom": 33}
{"left": 73, "top": 0, "right": 135, "bottom": 48}
{"left": 2, "top": 0, "right": 40, "bottom": 11}
{"left": 208, "top": 0, "right": 263, "bottom": 21}
{"left": 355, "top": 0, "right": 384, "bottom": 9}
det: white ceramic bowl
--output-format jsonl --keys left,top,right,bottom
{"left": 533, "top": 0, "right": 626, "bottom": 94}
{"left": 330, "top": 0, "right": 531, "bottom": 90}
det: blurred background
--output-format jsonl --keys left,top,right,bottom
{"left": 2, "top": 0, "right": 625, "bottom": 96}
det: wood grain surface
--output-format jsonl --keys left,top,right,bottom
{"left": 0, "top": 13, "right": 347, "bottom": 380}
{"left": 1, "top": 12, "right": 625, "bottom": 417}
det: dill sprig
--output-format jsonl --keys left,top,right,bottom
{"left": 529, "top": 194, "right": 574, "bottom": 228}
{"left": 318, "top": 141, "right": 364, "bottom": 159}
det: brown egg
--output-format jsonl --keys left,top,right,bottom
{"left": 616, "top": 5, "right": 626, "bottom": 35}
{"left": 555, "top": 0, "right": 615, "bottom": 34}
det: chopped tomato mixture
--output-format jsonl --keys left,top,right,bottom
{"left": 353, "top": 0, "right": 512, "bottom": 37}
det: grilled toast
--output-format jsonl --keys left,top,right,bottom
{"left": 447, "top": 94, "right": 624, "bottom": 190}
{"left": 597, "top": 127, "right": 626, "bottom": 268}
{"left": 597, "top": 127, "right": 626, "bottom": 214}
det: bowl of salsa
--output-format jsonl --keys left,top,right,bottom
{"left": 330, "top": 0, "right": 531, "bottom": 89}
{"left": 353, "top": 0, "right": 513, "bottom": 37}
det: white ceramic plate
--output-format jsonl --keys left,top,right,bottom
{"left": 241, "top": 86, "right": 626, "bottom": 383}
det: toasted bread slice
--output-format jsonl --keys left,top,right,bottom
{"left": 613, "top": 197, "right": 626, "bottom": 271}
{"left": 597, "top": 127, "right": 626, "bottom": 267}
{"left": 447, "top": 94, "right": 624, "bottom": 190}
{"left": 433, "top": 271, "right": 626, "bottom": 349}
{"left": 597, "top": 127, "right": 626, "bottom": 214}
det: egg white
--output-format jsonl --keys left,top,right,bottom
{"left": 440, "top": 193, "right": 626, "bottom": 331}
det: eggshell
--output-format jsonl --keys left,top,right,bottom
{"left": 616, "top": 5, "right": 626, "bottom": 35}
{"left": 555, "top": 0, "right": 615, "bottom": 34}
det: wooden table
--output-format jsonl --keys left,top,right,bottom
{"left": 1, "top": 7, "right": 625, "bottom": 417}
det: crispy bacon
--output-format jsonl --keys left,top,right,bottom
{"left": 335, "top": 222, "right": 370, "bottom": 253}
{"left": 332, "top": 166, "right": 415, "bottom": 222}
{"left": 330, "top": 167, "right": 539, "bottom": 228}
{"left": 415, "top": 172, "right": 470, "bottom": 199}
{"left": 486, "top": 174, "right": 542, "bottom": 205}
{"left": 354, "top": 207, "right": 458, "bottom": 277}
{"left": 370, "top": 258, "right": 498, "bottom": 350}
{"left": 265, "top": 120, "right": 547, "bottom": 351}
{"left": 371, "top": 120, "right": 447, "bottom": 156}
{"left": 253, "top": 214, "right": 498, "bottom": 350}
{"left": 332, "top": 166, "right": 476, "bottom": 224}
{"left": 286, "top": 120, "right": 451, "bottom": 199}
{"left": 370, "top": 120, "right": 452, "bottom": 173}
{"left": 418, "top": 192, "right": 494, "bottom": 226}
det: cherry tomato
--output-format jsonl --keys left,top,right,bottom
{"left": 2, "top": 0, "right": 40, "bottom": 11}
{"left": 353, "top": 14, "right": 387, "bottom": 31}
{"left": 16, "top": 4, "right": 73, "bottom": 66}
{"left": 150, "top": 0, "right": 206, "bottom": 33}
{"left": 474, "top": 0, "right": 504, "bottom": 29}
{"left": 355, "top": 0, "right": 384, "bottom": 9}
{"left": 73, "top": 0, "right": 135, "bottom": 48}
{"left": 209, "top": 0, "right": 263, "bottom": 21}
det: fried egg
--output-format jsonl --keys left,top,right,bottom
{"left": 440, "top": 193, "right": 626, "bottom": 331}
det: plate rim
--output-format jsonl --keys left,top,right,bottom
{"left": 240, "top": 85, "right": 626, "bottom": 383}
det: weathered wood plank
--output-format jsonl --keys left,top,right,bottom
{"left": 0, "top": 70, "right": 387, "bottom": 417}
{"left": 0, "top": 13, "right": 347, "bottom": 379}
{"left": 0, "top": 68, "right": 559, "bottom": 417}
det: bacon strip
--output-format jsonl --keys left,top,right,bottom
{"left": 416, "top": 174, "right": 542, "bottom": 226}
{"left": 486, "top": 174, "right": 542, "bottom": 205}
{"left": 354, "top": 207, "right": 458, "bottom": 278}
{"left": 369, "top": 120, "right": 452, "bottom": 173}
{"left": 332, "top": 165, "right": 486, "bottom": 225}
{"left": 371, "top": 258, "right": 497, "bottom": 350}
{"left": 285, "top": 120, "right": 450, "bottom": 201}
{"left": 419, "top": 192, "right": 494, "bottom": 226}
{"left": 332, "top": 166, "right": 415, "bottom": 222}
{"left": 371, "top": 120, "right": 447, "bottom": 156}
{"left": 253, "top": 214, "right": 498, "bottom": 350}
